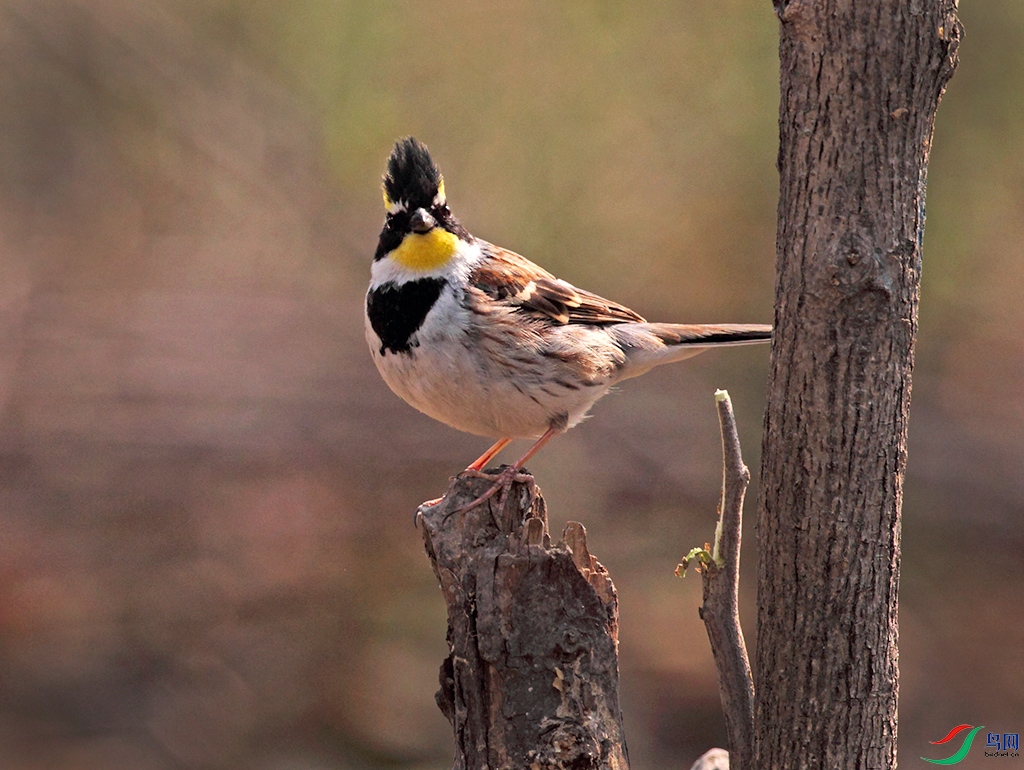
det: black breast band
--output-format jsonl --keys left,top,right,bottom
{"left": 366, "top": 278, "right": 447, "bottom": 355}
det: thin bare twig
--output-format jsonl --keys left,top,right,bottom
{"left": 679, "top": 390, "right": 755, "bottom": 770}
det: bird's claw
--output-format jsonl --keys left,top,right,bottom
{"left": 460, "top": 466, "right": 532, "bottom": 505}
{"left": 419, "top": 466, "right": 536, "bottom": 530}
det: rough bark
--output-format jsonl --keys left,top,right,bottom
{"left": 756, "top": 2, "right": 961, "bottom": 769}
{"left": 418, "top": 472, "right": 629, "bottom": 770}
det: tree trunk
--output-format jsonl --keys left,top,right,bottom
{"left": 419, "top": 473, "right": 629, "bottom": 770}
{"left": 755, "top": 2, "right": 960, "bottom": 769}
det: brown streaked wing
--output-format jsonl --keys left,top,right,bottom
{"left": 469, "top": 243, "right": 646, "bottom": 326}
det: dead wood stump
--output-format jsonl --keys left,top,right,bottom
{"left": 417, "top": 470, "right": 629, "bottom": 770}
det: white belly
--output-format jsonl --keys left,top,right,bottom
{"left": 365, "top": 288, "right": 621, "bottom": 439}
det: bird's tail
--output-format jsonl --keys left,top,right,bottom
{"left": 611, "top": 323, "right": 772, "bottom": 381}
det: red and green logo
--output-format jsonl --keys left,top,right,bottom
{"left": 922, "top": 725, "right": 985, "bottom": 765}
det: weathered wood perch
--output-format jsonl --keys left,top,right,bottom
{"left": 417, "top": 471, "right": 629, "bottom": 770}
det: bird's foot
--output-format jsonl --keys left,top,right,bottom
{"left": 451, "top": 465, "right": 535, "bottom": 523}
{"left": 413, "top": 496, "right": 444, "bottom": 527}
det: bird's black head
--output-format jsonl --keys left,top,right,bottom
{"left": 383, "top": 137, "right": 445, "bottom": 213}
{"left": 375, "top": 137, "right": 470, "bottom": 261}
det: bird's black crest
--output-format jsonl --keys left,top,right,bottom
{"left": 384, "top": 137, "right": 443, "bottom": 210}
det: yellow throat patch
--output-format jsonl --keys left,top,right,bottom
{"left": 391, "top": 228, "right": 459, "bottom": 272}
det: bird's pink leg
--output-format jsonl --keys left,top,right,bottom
{"left": 459, "top": 425, "right": 562, "bottom": 514}
{"left": 466, "top": 437, "right": 512, "bottom": 472}
{"left": 418, "top": 437, "right": 513, "bottom": 514}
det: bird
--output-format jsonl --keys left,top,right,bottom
{"left": 365, "top": 137, "right": 771, "bottom": 510}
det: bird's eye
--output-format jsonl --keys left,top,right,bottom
{"left": 385, "top": 210, "right": 409, "bottom": 231}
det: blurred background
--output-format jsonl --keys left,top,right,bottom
{"left": 0, "top": 1, "right": 1020, "bottom": 768}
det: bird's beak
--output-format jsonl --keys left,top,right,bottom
{"left": 410, "top": 208, "right": 436, "bottom": 234}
